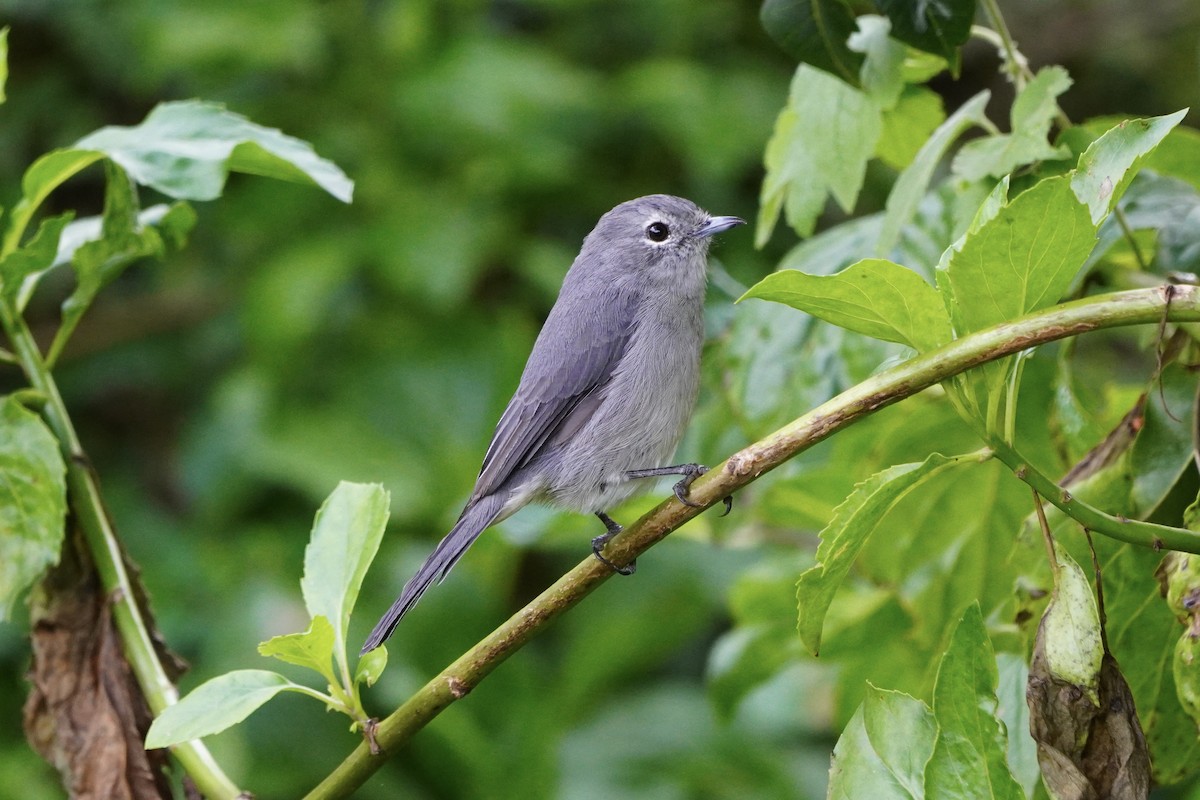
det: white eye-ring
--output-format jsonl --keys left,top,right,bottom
{"left": 645, "top": 220, "right": 671, "bottom": 242}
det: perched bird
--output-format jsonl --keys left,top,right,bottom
{"left": 362, "top": 195, "right": 743, "bottom": 652}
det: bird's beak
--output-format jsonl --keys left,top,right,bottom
{"left": 695, "top": 215, "right": 746, "bottom": 238}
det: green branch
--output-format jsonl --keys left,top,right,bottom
{"left": 0, "top": 305, "right": 243, "bottom": 800}
{"left": 305, "top": 285, "right": 1200, "bottom": 798}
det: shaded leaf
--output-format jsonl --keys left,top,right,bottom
{"left": 759, "top": 0, "right": 862, "bottom": 84}
{"left": 874, "top": 0, "right": 975, "bottom": 64}
{"left": 740, "top": 258, "right": 952, "bottom": 351}
{"left": 1042, "top": 549, "right": 1104, "bottom": 705}
{"left": 1145, "top": 125, "right": 1200, "bottom": 193}
{"left": 144, "top": 670, "right": 301, "bottom": 748}
{"left": 1071, "top": 110, "right": 1188, "bottom": 225}
{"left": 758, "top": 64, "right": 881, "bottom": 244}
{"left": 1128, "top": 364, "right": 1196, "bottom": 516}
{"left": 926, "top": 604, "right": 1024, "bottom": 800}
{"left": 75, "top": 100, "right": 354, "bottom": 203}
{"left": 301, "top": 482, "right": 390, "bottom": 650}
{"left": 0, "top": 26, "right": 7, "bottom": 104}
{"left": 0, "top": 396, "right": 67, "bottom": 620}
{"left": 952, "top": 67, "right": 1073, "bottom": 181}
{"left": 827, "top": 685, "right": 936, "bottom": 799}
{"left": 796, "top": 452, "right": 976, "bottom": 655}
{"left": 877, "top": 91, "right": 991, "bottom": 255}
{"left": 0, "top": 213, "right": 73, "bottom": 306}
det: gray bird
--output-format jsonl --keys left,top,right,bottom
{"left": 361, "top": 195, "right": 743, "bottom": 653}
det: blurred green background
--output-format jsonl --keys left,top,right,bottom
{"left": 0, "top": 1, "right": 1197, "bottom": 797}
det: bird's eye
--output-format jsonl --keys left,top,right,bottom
{"left": 645, "top": 221, "right": 670, "bottom": 242}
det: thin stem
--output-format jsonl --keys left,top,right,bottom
{"left": 0, "top": 304, "right": 243, "bottom": 800}
{"left": 1114, "top": 207, "right": 1150, "bottom": 271}
{"left": 975, "top": 3, "right": 1031, "bottom": 87}
{"left": 304, "top": 284, "right": 1200, "bottom": 799}
{"left": 1031, "top": 488, "right": 1059, "bottom": 577}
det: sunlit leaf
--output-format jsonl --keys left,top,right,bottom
{"left": 258, "top": 615, "right": 336, "bottom": 678}
{"left": 75, "top": 100, "right": 354, "bottom": 203}
{"left": 877, "top": 87, "right": 945, "bottom": 170}
{"left": 144, "top": 670, "right": 304, "bottom": 749}
{"left": 0, "top": 396, "right": 67, "bottom": 621}
{"left": 827, "top": 685, "right": 936, "bottom": 799}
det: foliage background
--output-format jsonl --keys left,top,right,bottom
{"left": 0, "top": 0, "right": 1198, "bottom": 797}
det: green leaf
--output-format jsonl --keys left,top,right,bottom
{"left": 1146, "top": 125, "right": 1200, "bottom": 193}
{"left": 942, "top": 175, "right": 1096, "bottom": 335}
{"left": 952, "top": 67, "right": 1073, "bottom": 181}
{"left": 1042, "top": 549, "right": 1104, "bottom": 704}
{"left": 0, "top": 396, "right": 67, "bottom": 621}
{"left": 849, "top": 16, "right": 907, "bottom": 109}
{"left": 75, "top": 100, "right": 354, "bottom": 203}
{"left": 1071, "top": 110, "right": 1188, "bottom": 225}
{"left": 0, "top": 26, "right": 8, "bottom": 104}
{"left": 2, "top": 149, "right": 105, "bottom": 257}
{"left": 144, "top": 670, "right": 303, "bottom": 749}
{"left": 759, "top": 0, "right": 863, "bottom": 84}
{"left": 875, "top": 0, "right": 976, "bottom": 65}
{"left": 758, "top": 65, "right": 882, "bottom": 244}
{"left": 877, "top": 87, "right": 945, "bottom": 170}
{"left": 1129, "top": 364, "right": 1196, "bottom": 516}
{"left": 876, "top": 91, "right": 991, "bottom": 256}
{"left": 354, "top": 645, "right": 388, "bottom": 688}
{"left": 740, "top": 258, "right": 952, "bottom": 351}
{"left": 796, "top": 452, "right": 976, "bottom": 655}
{"left": 258, "top": 615, "right": 337, "bottom": 679}
{"left": 925, "top": 604, "right": 1024, "bottom": 800}
{"left": 0, "top": 213, "right": 73, "bottom": 306}
{"left": 301, "top": 482, "right": 390, "bottom": 649}
{"left": 827, "top": 685, "right": 936, "bottom": 800}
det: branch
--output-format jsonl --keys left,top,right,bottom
{"left": 0, "top": 306, "right": 244, "bottom": 799}
{"left": 306, "top": 285, "right": 1200, "bottom": 798}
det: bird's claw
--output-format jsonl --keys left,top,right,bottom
{"left": 591, "top": 525, "right": 636, "bottom": 576}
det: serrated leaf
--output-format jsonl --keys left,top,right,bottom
{"left": 758, "top": 65, "right": 882, "bottom": 244}
{"left": 144, "top": 670, "right": 302, "bottom": 749}
{"left": 925, "top": 604, "right": 1024, "bottom": 800}
{"left": 797, "top": 452, "right": 974, "bottom": 655}
{"left": 875, "top": 0, "right": 975, "bottom": 65}
{"left": 0, "top": 396, "right": 67, "bottom": 620}
{"left": 1071, "top": 110, "right": 1188, "bottom": 225}
{"left": 876, "top": 90, "right": 991, "bottom": 256}
{"left": 258, "top": 615, "right": 336, "bottom": 678}
{"left": 0, "top": 213, "right": 73, "bottom": 306}
{"left": 759, "top": 0, "right": 863, "bottom": 84}
{"left": 827, "top": 685, "right": 936, "bottom": 800}
{"left": 301, "top": 482, "right": 390, "bottom": 650}
{"left": 1042, "top": 549, "right": 1104, "bottom": 704}
{"left": 740, "top": 258, "right": 952, "bottom": 351}
{"left": 952, "top": 67, "right": 1073, "bottom": 181}
{"left": 75, "top": 100, "right": 353, "bottom": 203}
{"left": 942, "top": 175, "right": 1096, "bottom": 335}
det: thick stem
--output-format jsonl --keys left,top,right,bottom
{"left": 0, "top": 305, "right": 243, "bottom": 800}
{"left": 305, "top": 285, "right": 1200, "bottom": 798}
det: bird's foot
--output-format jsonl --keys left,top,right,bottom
{"left": 593, "top": 512, "right": 635, "bottom": 575}
{"left": 626, "top": 463, "right": 734, "bottom": 516}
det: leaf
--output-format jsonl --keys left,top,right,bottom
{"left": 876, "top": 91, "right": 991, "bottom": 256}
{"left": 258, "top": 615, "right": 337, "bottom": 679}
{"left": 1071, "top": 110, "right": 1188, "bottom": 225}
{"left": 942, "top": 175, "right": 1096, "bottom": 335}
{"left": 354, "top": 644, "right": 388, "bottom": 688}
{"left": 877, "top": 87, "right": 945, "bottom": 171}
{"left": 0, "top": 213, "right": 73, "bottom": 306}
{"left": 925, "top": 604, "right": 1024, "bottom": 800}
{"left": 827, "top": 685, "right": 937, "bottom": 800}
{"left": 757, "top": 64, "right": 882, "bottom": 245}
{"left": 1145, "top": 125, "right": 1200, "bottom": 193}
{"left": 75, "top": 100, "right": 354, "bottom": 203}
{"left": 759, "top": 0, "right": 863, "bottom": 84}
{"left": 1042, "top": 549, "right": 1104, "bottom": 704}
{"left": 301, "top": 482, "right": 390, "bottom": 649}
{"left": 0, "top": 26, "right": 8, "bottom": 104}
{"left": 952, "top": 67, "right": 1073, "bottom": 182}
{"left": 874, "top": 0, "right": 976, "bottom": 65}
{"left": 144, "top": 670, "right": 303, "bottom": 749}
{"left": 2, "top": 149, "right": 105, "bottom": 257}
{"left": 796, "top": 452, "right": 975, "bottom": 655}
{"left": 1128, "top": 363, "right": 1196, "bottom": 516}
{"left": 0, "top": 396, "right": 67, "bottom": 620}
{"left": 849, "top": 15, "right": 907, "bottom": 109}
{"left": 740, "top": 258, "right": 952, "bottom": 351}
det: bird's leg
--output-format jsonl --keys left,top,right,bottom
{"left": 625, "top": 463, "right": 734, "bottom": 516}
{"left": 593, "top": 512, "right": 636, "bottom": 575}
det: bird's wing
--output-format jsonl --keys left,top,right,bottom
{"left": 470, "top": 285, "right": 639, "bottom": 501}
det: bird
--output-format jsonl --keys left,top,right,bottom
{"left": 361, "top": 195, "right": 744, "bottom": 653}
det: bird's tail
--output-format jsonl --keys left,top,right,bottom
{"left": 360, "top": 494, "right": 506, "bottom": 654}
